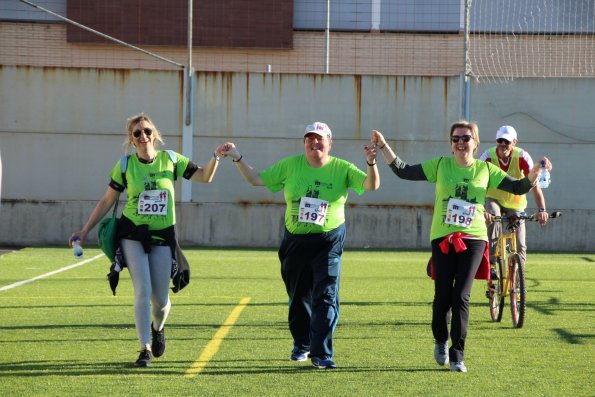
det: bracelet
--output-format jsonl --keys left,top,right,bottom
{"left": 233, "top": 154, "right": 243, "bottom": 163}
{"left": 213, "top": 152, "right": 220, "bottom": 161}
{"left": 378, "top": 143, "right": 386, "bottom": 149}
{"left": 366, "top": 160, "right": 377, "bottom": 166}
{"left": 539, "top": 208, "right": 546, "bottom": 212}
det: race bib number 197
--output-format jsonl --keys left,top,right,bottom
{"left": 445, "top": 198, "right": 476, "bottom": 228}
{"left": 138, "top": 190, "right": 168, "bottom": 216}
{"left": 298, "top": 197, "right": 329, "bottom": 226}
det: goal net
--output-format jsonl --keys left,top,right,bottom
{"left": 468, "top": 0, "right": 595, "bottom": 83}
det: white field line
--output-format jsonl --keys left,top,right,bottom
{"left": 0, "top": 254, "right": 104, "bottom": 292}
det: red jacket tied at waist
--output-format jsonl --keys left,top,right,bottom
{"left": 428, "top": 232, "right": 490, "bottom": 280}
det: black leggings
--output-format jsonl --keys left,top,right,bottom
{"left": 431, "top": 238, "right": 486, "bottom": 362}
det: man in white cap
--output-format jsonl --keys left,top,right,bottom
{"left": 216, "top": 122, "right": 379, "bottom": 369}
{"left": 479, "top": 125, "right": 548, "bottom": 277}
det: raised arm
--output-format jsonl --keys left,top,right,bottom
{"left": 497, "top": 156, "right": 553, "bottom": 195}
{"left": 370, "top": 129, "right": 427, "bottom": 181}
{"left": 69, "top": 186, "right": 120, "bottom": 246}
{"left": 371, "top": 129, "right": 397, "bottom": 164}
{"left": 362, "top": 143, "right": 380, "bottom": 191}
{"left": 189, "top": 150, "right": 221, "bottom": 183}
{"left": 217, "top": 142, "right": 264, "bottom": 186}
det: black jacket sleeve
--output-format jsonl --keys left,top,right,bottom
{"left": 388, "top": 156, "right": 428, "bottom": 181}
{"left": 496, "top": 174, "right": 535, "bottom": 195}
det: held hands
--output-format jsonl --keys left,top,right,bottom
{"left": 371, "top": 130, "right": 387, "bottom": 149}
{"left": 216, "top": 142, "right": 242, "bottom": 161}
{"left": 363, "top": 144, "right": 377, "bottom": 165}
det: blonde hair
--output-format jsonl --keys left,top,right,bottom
{"left": 449, "top": 120, "right": 480, "bottom": 154}
{"left": 123, "top": 112, "right": 165, "bottom": 154}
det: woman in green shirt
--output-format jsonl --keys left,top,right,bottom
{"left": 372, "top": 121, "right": 551, "bottom": 373}
{"left": 70, "top": 113, "right": 223, "bottom": 367}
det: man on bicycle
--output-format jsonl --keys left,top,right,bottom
{"left": 480, "top": 125, "right": 548, "bottom": 278}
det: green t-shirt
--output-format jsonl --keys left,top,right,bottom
{"left": 260, "top": 154, "right": 367, "bottom": 234}
{"left": 421, "top": 157, "right": 508, "bottom": 241}
{"left": 110, "top": 151, "right": 190, "bottom": 231}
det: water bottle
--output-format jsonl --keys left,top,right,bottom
{"left": 72, "top": 236, "right": 84, "bottom": 259}
{"left": 537, "top": 160, "right": 550, "bottom": 189}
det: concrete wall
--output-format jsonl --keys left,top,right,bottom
{"left": 0, "top": 66, "right": 593, "bottom": 251}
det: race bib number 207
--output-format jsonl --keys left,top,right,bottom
{"left": 138, "top": 190, "right": 168, "bottom": 216}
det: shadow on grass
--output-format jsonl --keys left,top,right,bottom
{"left": 552, "top": 328, "right": 595, "bottom": 345}
{"left": 0, "top": 299, "right": 434, "bottom": 311}
{"left": 0, "top": 359, "right": 442, "bottom": 377}
{"left": 0, "top": 360, "right": 199, "bottom": 377}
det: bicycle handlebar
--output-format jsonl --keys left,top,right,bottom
{"left": 492, "top": 211, "right": 562, "bottom": 222}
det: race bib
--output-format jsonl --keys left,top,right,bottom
{"left": 298, "top": 197, "right": 329, "bottom": 226}
{"left": 444, "top": 198, "right": 477, "bottom": 228}
{"left": 138, "top": 190, "right": 168, "bottom": 216}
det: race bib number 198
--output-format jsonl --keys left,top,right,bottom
{"left": 298, "top": 197, "right": 329, "bottom": 226}
{"left": 445, "top": 198, "right": 476, "bottom": 228}
{"left": 138, "top": 190, "right": 168, "bottom": 216}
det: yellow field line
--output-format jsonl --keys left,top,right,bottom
{"left": 184, "top": 296, "right": 251, "bottom": 377}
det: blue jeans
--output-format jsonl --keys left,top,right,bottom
{"left": 278, "top": 224, "right": 346, "bottom": 360}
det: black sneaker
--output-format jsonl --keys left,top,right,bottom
{"left": 490, "top": 268, "right": 499, "bottom": 281}
{"left": 135, "top": 348, "right": 153, "bottom": 367}
{"left": 151, "top": 323, "right": 166, "bottom": 358}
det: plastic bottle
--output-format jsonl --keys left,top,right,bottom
{"left": 72, "top": 236, "right": 84, "bottom": 259}
{"left": 537, "top": 160, "right": 550, "bottom": 189}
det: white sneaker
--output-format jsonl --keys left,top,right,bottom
{"left": 434, "top": 341, "right": 449, "bottom": 365}
{"left": 450, "top": 361, "right": 467, "bottom": 372}
{"left": 290, "top": 351, "right": 310, "bottom": 362}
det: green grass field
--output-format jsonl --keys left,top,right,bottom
{"left": 0, "top": 247, "right": 593, "bottom": 396}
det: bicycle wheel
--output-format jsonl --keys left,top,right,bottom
{"left": 488, "top": 260, "right": 503, "bottom": 322}
{"left": 509, "top": 253, "right": 526, "bottom": 328}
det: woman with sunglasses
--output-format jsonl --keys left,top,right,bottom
{"left": 371, "top": 121, "right": 552, "bottom": 373}
{"left": 69, "top": 113, "right": 222, "bottom": 367}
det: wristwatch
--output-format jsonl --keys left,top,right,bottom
{"left": 539, "top": 208, "right": 546, "bottom": 212}
{"left": 213, "top": 152, "right": 221, "bottom": 161}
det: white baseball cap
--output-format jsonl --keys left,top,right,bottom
{"left": 304, "top": 122, "right": 332, "bottom": 139}
{"left": 496, "top": 125, "right": 517, "bottom": 142}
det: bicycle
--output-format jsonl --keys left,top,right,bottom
{"left": 486, "top": 211, "right": 561, "bottom": 328}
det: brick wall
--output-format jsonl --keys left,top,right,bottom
{"left": 2, "top": 22, "right": 594, "bottom": 78}
{"left": 1, "top": 22, "right": 462, "bottom": 76}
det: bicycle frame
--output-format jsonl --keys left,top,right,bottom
{"left": 488, "top": 213, "right": 529, "bottom": 328}
{"left": 487, "top": 211, "right": 561, "bottom": 328}
{"left": 494, "top": 221, "right": 518, "bottom": 299}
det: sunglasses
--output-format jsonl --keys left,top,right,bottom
{"left": 451, "top": 135, "right": 473, "bottom": 143}
{"left": 496, "top": 138, "right": 511, "bottom": 144}
{"left": 133, "top": 127, "right": 153, "bottom": 138}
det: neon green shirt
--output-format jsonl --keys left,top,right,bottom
{"left": 110, "top": 151, "right": 190, "bottom": 230}
{"left": 421, "top": 157, "right": 508, "bottom": 241}
{"left": 260, "top": 154, "right": 367, "bottom": 234}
